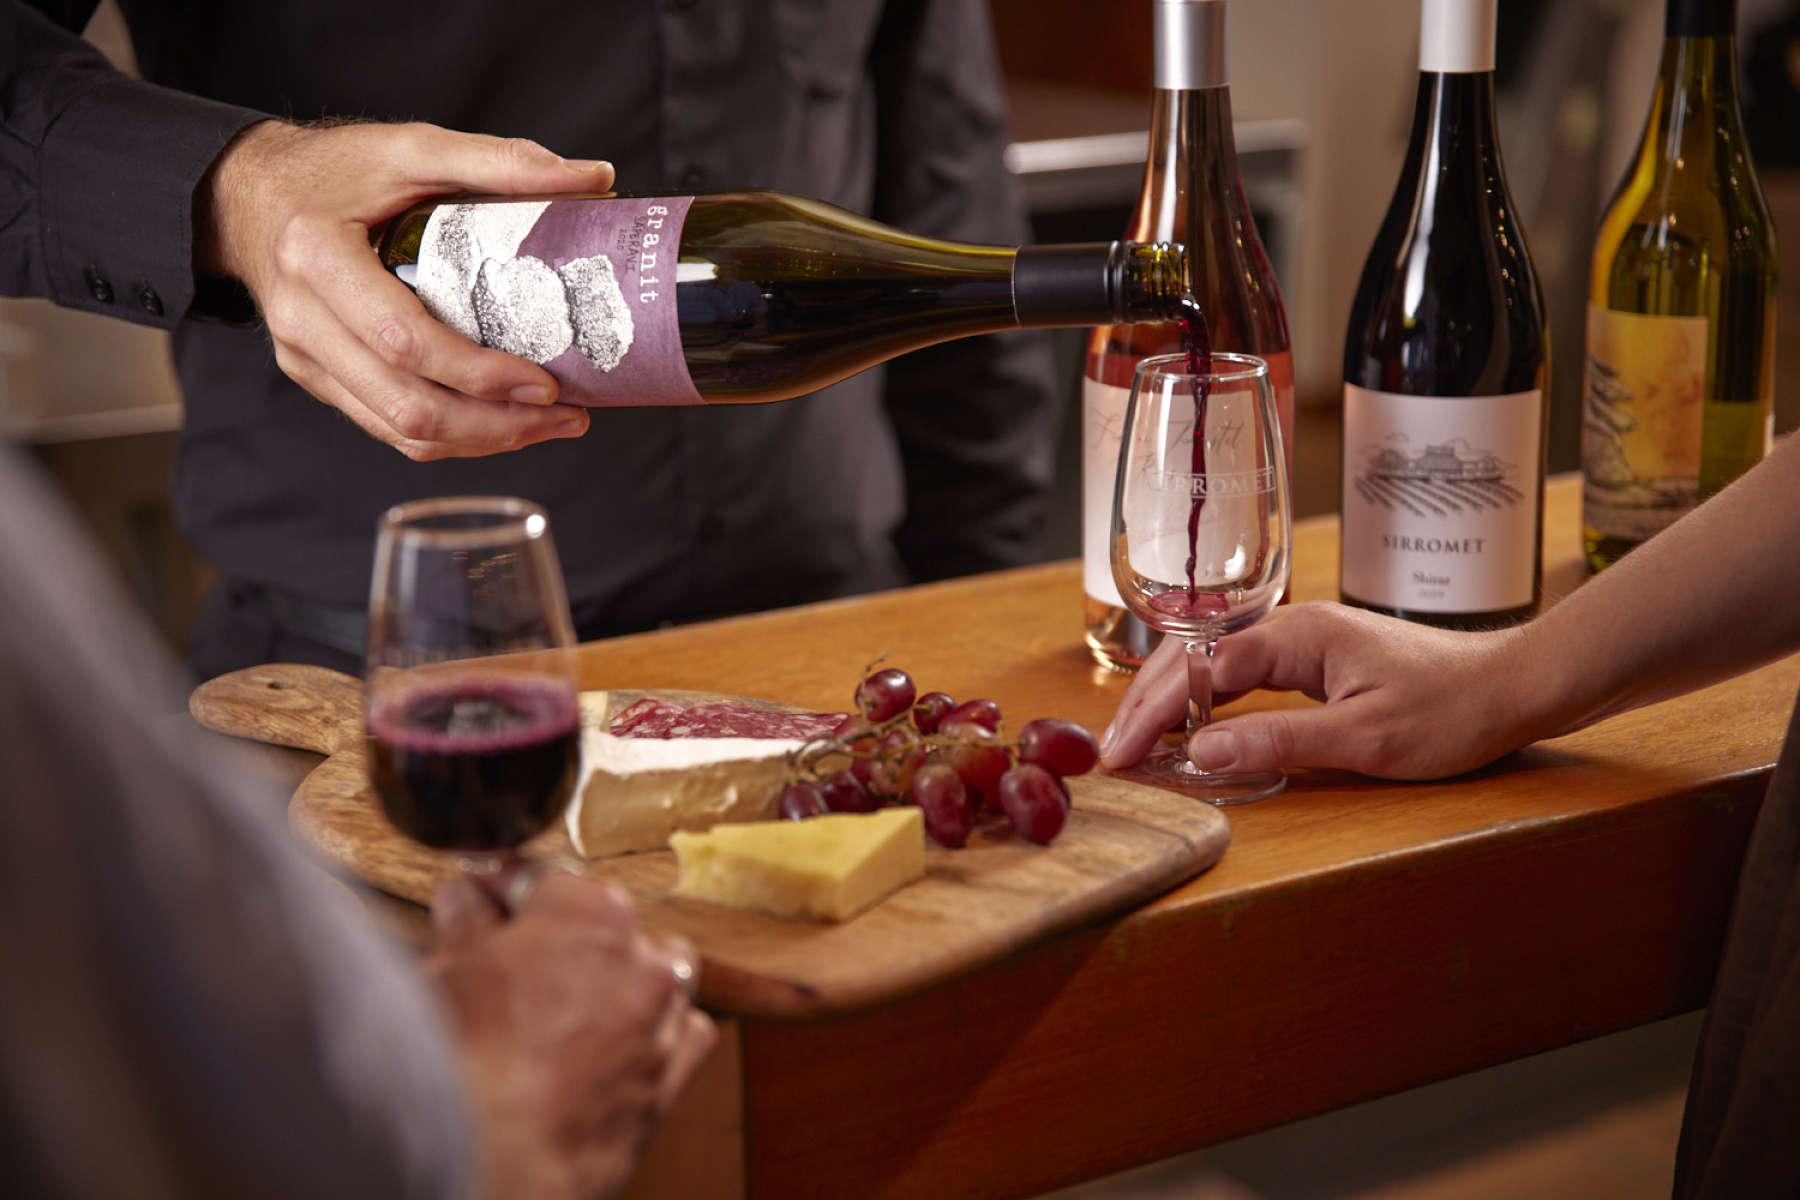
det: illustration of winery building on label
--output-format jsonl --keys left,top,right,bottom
{"left": 1352, "top": 440, "right": 1523, "bottom": 518}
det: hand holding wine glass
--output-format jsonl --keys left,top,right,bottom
{"left": 1110, "top": 352, "right": 1292, "bottom": 804}
{"left": 364, "top": 496, "right": 581, "bottom": 867}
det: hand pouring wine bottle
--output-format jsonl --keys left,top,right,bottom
{"left": 377, "top": 189, "right": 1188, "bottom": 406}
{"left": 1079, "top": 0, "right": 1294, "bottom": 672}
{"left": 1339, "top": 0, "right": 1549, "bottom": 630}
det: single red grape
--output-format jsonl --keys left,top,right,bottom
{"left": 867, "top": 725, "right": 926, "bottom": 797}
{"left": 997, "top": 764, "right": 1068, "bottom": 844}
{"left": 943, "top": 738, "right": 1011, "bottom": 796}
{"left": 913, "top": 762, "right": 972, "bottom": 847}
{"left": 911, "top": 691, "right": 957, "bottom": 735}
{"left": 779, "top": 782, "right": 827, "bottom": 820}
{"left": 856, "top": 668, "right": 917, "bottom": 723}
{"left": 941, "top": 698, "right": 1002, "bottom": 736}
{"left": 818, "top": 769, "right": 878, "bottom": 813}
{"left": 1017, "top": 718, "right": 1100, "bottom": 778}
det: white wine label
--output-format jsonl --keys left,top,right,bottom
{"left": 1340, "top": 384, "right": 1541, "bottom": 613}
{"left": 1581, "top": 305, "right": 1711, "bottom": 544}
{"left": 1082, "top": 375, "right": 1131, "bottom": 605}
{"left": 416, "top": 196, "right": 701, "bottom": 407}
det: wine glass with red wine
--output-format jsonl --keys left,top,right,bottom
{"left": 1110, "top": 352, "right": 1291, "bottom": 804}
{"left": 364, "top": 496, "right": 581, "bottom": 865}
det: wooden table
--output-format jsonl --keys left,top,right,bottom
{"left": 586, "top": 472, "right": 1799, "bottom": 1200}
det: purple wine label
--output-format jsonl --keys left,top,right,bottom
{"left": 414, "top": 195, "right": 702, "bottom": 407}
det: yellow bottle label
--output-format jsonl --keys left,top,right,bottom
{"left": 1580, "top": 305, "right": 1708, "bottom": 545}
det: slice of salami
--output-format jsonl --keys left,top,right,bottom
{"left": 607, "top": 697, "right": 686, "bottom": 736}
{"left": 609, "top": 697, "right": 847, "bottom": 740}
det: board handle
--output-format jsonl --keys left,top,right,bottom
{"left": 189, "top": 663, "right": 363, "bottom": 757}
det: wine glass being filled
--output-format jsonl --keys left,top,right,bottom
{"left": 363, "top": 496, "right": 581, "bottom": 865}
{"left": 1110, "top": 353, "right": 1292, "bottom": 804}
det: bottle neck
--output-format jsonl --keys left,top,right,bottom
{"left": 1013, "top": 243, "right": 1186, "bottom": 326}
{"left": 1135, "top": 86, "right": 1245, "bottom": 240}
{"left": 1139, "top": 0, "right": 1244, "bottom": 238}
{"left": 1643, "top": 31, "right": 1744, "bottom": 162}
{"left": 1667, "top": 0, "right": 1734, "bottom": 37}
{"left": 1407, "top": 69, "right": 1503, "bottom": 170}
{"left": 1659, "top": 28, "right": 1740, "bottom": 100}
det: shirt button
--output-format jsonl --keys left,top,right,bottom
{"left": 697, "top": 514, "right": 727, "bottom": 541}
{"left": 139, "top": 287, "right": 163, "bottom": 316}
{"left": 87, "top": 271, "right": 113, "bottom": 304}
{"left": 678, "top": 166, "right": 708, "bottom": 190}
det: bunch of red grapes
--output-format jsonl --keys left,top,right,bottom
{"left": 780, "top": 665, "right": 1099, "bottom": 847}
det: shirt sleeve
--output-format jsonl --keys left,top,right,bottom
{"left": 0, "top": 0, "right": 265, "bottom": 327}
{"left": 868, "top": 0, "right": 1062, "bottom": 581}
{"left": 0, "top": 440, "right": 475, "bottom": 1200}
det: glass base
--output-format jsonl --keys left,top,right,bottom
{"left": 1113, "top": 744, "right": 1286, "bottom": 806}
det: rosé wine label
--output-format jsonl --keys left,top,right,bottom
{"left": 416, "top": 196, "right": 702, "bottom": 406}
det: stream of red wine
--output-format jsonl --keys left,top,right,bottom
{"left": 1180, "top": 295, "right": 1212, "bottom": 595}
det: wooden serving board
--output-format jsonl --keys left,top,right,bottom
{"left": 190, "top": 663, "right": 1231, "bottom": 1019}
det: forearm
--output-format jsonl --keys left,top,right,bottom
{"left": 1522, "top": 434, "right": 1800, "bottom": 741}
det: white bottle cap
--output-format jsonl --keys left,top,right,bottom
{"left": 1420, "top": 0, "right": 1496, "bottom": 74}
{"left": 1155, "top": 0, "right": 1228, "bottom": 90}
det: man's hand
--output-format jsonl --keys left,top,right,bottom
{"left": 426, "top": 869, "right": 716, "bottom": 1200}
{"left": 1098, "top": 602, "right": 1542, "bottom": 782}
{"left": 199, "top": 120, "right": 613, "bottom": 460}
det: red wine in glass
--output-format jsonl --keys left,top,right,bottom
{"left": 1179, "top": 295, "right": 1213, "bottom": 594}
{"left": 367, "top": 675, "right": 579, "bottom": 852}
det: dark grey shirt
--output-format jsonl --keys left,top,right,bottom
{"left": 13, "top": 0, "right": 1057, "bottom": 651}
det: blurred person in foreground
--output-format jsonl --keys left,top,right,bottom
{"left": 3, "top": 7, "right": 716, "bottom": 1192}
{"left": 1, "top": 0, "right": 1058, "bottom": 681}
{"left": 0, "top": 435, "right": 716, "bottom": 1199}
{"left": 1100, "top": 432, "right": 1800, "bottom": 1197}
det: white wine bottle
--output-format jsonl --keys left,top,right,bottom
{"left": 1581, "top": 0, "right": 1776, "bottom": 570}
{"left": 1080, "top": 0, "right": 1293, "bottom": 672}
{"left": 1339, "top": 0, "right": 1549, "bottom": 630}
{"left": 376, "top": 189, "right": 1188, "bottom": 407}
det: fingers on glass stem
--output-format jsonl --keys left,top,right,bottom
{"left": 1184, "top": 638, "right": 1216, "bottom": 734}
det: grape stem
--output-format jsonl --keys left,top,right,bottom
{"left": 783, "top": 719, "right": 1018, "bottom": 786}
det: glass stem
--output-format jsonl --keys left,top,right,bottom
{"left": 1184, "top": 638, "right": 1215, "bottom": 737}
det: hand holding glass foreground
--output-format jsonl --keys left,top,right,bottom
{"left": 1110, "top": 353, "right": 1292, "bottom": 804}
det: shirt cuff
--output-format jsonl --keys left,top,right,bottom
{"left": 39, "top": 71, "right": 266, "bottom": 329}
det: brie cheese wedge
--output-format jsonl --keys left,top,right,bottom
{"left": 566, "top": 691, "right": 805, "bottom": 858}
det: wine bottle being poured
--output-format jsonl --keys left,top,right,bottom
{"left": 376, "top": 189, "right": 1189, "bottom": 407}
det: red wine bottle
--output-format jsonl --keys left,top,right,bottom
{"left": 1081, "top": 0, "right": 1294, "bottom": 672}
{"left": 1339, "top": 0, "right": 1549, "bottom": 630}
{"left": 377, "top": 190, "right": 1188, "bottom": 407}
